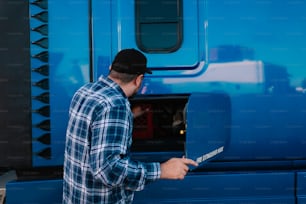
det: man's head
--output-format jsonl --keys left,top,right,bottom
{"left": 111, "top": 48, "right": 152, "bottom": 75}
{"left": 109, "top": 49, "right": 151, "bottom": 97}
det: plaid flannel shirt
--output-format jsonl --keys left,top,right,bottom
{"left": 63, "top": 76, "right": 160, "bottom": 204}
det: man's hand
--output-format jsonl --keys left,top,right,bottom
{"left": 132, "top": 105, "right": 149, "bottom": 118}
{"left": 160, "top": 158, "right": 198, "bottom": 180}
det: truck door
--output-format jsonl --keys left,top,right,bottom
{"left": 92, "top": 0, "right": 201, "bottom": 79}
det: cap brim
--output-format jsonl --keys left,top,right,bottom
{"left": 145, "top": 68, "right": 152, "bottom": 74}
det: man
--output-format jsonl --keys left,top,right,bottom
{"left": 63, "top": 48, "right": 198, "bottom": 203}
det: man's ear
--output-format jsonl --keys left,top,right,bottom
{"left": 135, "top": 74, "right": 143, "bottom": 87}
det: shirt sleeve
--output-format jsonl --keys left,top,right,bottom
{"left": 90, "top": 104, "right": 160, "bottom": 191}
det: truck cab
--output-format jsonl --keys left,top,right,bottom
{"left": 1, "top": 0, "right": 306, "bottom": 203}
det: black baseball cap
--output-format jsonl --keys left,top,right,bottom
{"left": 111, "top": 49, "right": 152, "bottom": 74}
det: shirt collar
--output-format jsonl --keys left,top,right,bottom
{"left": 98, "top": 75, "right": 127, "bottom": 98}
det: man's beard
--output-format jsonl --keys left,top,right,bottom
{"left": 129, "top": 88, "right": 140, "bottom": 99}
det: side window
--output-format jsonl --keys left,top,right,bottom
{"left": 135, "top": 0, "right": 182, "bottom": 53}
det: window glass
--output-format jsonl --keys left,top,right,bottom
{"left": 135, "top": 0, "right": 182, "bottom": 53}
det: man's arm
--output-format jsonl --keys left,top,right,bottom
{"left": 90, "top": 105, "right": 160, "bottom": 191}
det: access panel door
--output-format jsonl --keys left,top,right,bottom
{"left": 185, "top": 93, "right": 231, "bottom": 169}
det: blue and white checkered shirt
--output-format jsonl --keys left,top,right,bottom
{"left": 63, "top": 76, "right": 160, "bottom": 204}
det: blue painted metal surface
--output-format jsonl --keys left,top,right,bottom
{"left": 5, "top": 172, "right": 296, "bottom": 204}
{"left": 297, "top": 172, "right": 306, "bottom": 204}
{"left": 133, "top": 172, "right": 295, "bottom": 203}
{"left": 6, "top": 179, "right": 63, "bottom": 204}
{"left": 29, "top": 0, "right": 306, "bottom": 170}
{"left": 30, "top": 0, "right": 90, "bottom": 166}
{"left": 92, "top": 0, "right": 306, "bottom": 169}
{"left": 46, "top": 0, "right": 90, "bottom": 167}
{"left": 185, "top": 93, "right": 231, "bottom": 170}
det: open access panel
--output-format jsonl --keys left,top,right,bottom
{"left": 130, "top": 93, "right": 231, "bottom": 169}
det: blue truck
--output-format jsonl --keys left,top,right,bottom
{"left": 1, "top": 0, "right": 306, "bottom": 203}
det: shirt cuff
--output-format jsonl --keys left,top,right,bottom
{"left": 144, "top": 162, "right": 161, "bottom": 181}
